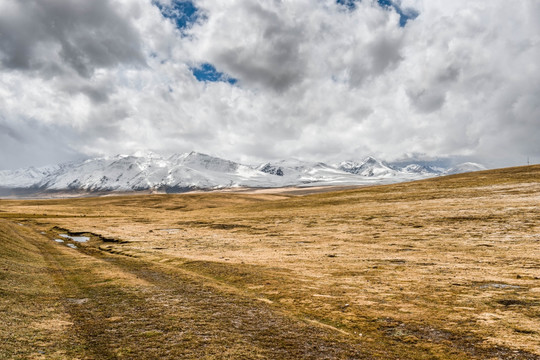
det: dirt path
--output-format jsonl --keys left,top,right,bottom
{"left": 2, "top": 220, "right": 372, "bottom": 359}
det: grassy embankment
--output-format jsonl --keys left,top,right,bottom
{"left": 1, "top": 165, "right": 539, "bottom": 359}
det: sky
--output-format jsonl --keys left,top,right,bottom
{"left": 0, "top": 0, "right": 539, "bottom": 170}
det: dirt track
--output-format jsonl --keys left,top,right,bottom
{"left": 1, "top": 220, "right": 372, "bottom": 359}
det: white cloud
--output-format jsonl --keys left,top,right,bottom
{"left": 0, "top": 0, "right": 538, "bottom": 169}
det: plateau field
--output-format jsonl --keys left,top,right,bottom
{"left": 1, "top": 165, "right": 539, "bottom": 359}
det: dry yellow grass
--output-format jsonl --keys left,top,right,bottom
{"left": 1, "top": 165, "right": 539, "bottom": 359}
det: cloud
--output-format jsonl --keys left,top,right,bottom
{"left": 0, "top": 0, "right": 539, "bottom": 170}
{"left": 189, "top": 1, "right": 309, "bottom": 92}
{"left": 189, "top": 0, "right": 405, "bottom": 91}
{"left": 0, "top": 114, "right": 83, "bottom": 170}
{"left": 0, "top": 0, "right": 146, "bottom": 76}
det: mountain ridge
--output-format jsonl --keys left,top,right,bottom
{"left": 0, "top": 152, "right": 486, "bottom": 196}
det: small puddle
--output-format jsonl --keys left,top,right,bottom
{"left": 479, "top": 283, "right": 521, "bottom": 290}
{"left": 54, "top": 239, "right": 64, "bottom": 243}
{"left": 60, "top": 234, "right": 90, "bottom": 243}
{"left": 67, "top": 298, "right": 88, "bottom": 304}
{"left": 158, "top": 228, "right": 180, "bottom": 234}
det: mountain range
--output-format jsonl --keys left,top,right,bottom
{"left": 0, "top": 151, "right": 486, "bottom": 196}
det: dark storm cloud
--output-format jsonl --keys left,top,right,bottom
{"left": 0, "top": 0, "right": 146, "bottom": 78}
{"left": 193, "top": 1, "right": 406, "bottom": 92}
{"left": 202, "top": 1, "right": 306, "bottom": 92}
{"left": 349, "top": 34, "right": 404, "bottom": 87}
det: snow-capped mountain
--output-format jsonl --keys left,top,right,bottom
{"left": 38, "top": 154, "right": 171, "bottom": 191}
{"left": 444, "top": 162, "right": 487, "bottom": 175}
{"left": 400, "top": 164, "right": 443, "bottom": 175}
{"left": 0, "top": 152, "right": 487, "bottom": 196}
{"left": 258, "top": 159, "right": 353, "bottom": 184}
{"left": 170, "top": 151, "right": 240, "bottom": 173}
{"left": 338, "top": 156, "right": 397, "bottom": 177}
{"left": 0, "top": 165, "right": 59, "bottom": 188}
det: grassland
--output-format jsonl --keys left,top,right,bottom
{"left": 1, "top": 165, "right": 539, "bottom": 359}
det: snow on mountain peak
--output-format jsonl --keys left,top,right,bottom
{"left": 0, "top": 152, "right": 488, "bottom": 196}
{"left": 172, "top": 152, "right": 240, "bottom": 173}
{"left": 402, "top": 164, "right": 441, "bottom": 174}
{"left": 362, "top": 156, "right": 378, "bottom": 164}
{"left": 131, "top": 150, "right": 163, "bottom": 159}
{"left": 339, "top": 157, "right": 396, "bottom": 177}
{"left": 444, "top": 162, "right": 487, "bottom": 175}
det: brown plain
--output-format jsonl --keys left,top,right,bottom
{"left": 1, "top": 165, "right": 539, "bottom": 359}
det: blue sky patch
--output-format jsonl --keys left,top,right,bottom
{"left": 336, "top": 0, "right": 357, "bottom": 10}
{"left": 191, "top": 63, "right": 238, "bottom": 85}
{"left": 337, "top": 0, "right": 418, "bottom": 27}
{"left": 154, "top": 1, "right": 199, "bottom": 31}
{"left": 377, "top": 0, "right": 418, "bottom": 26}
